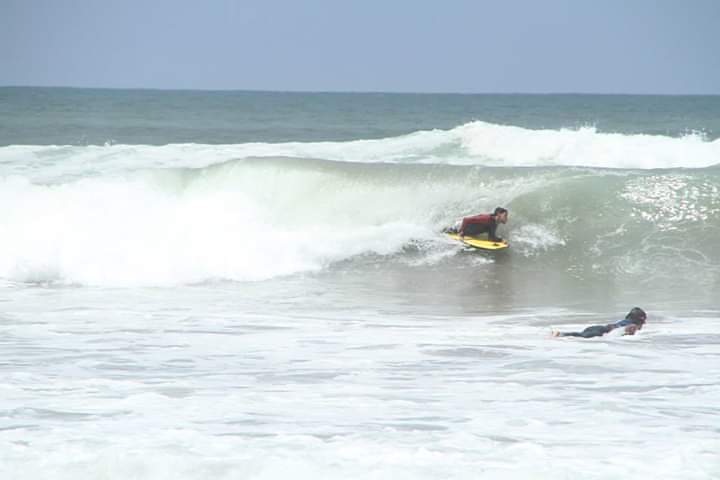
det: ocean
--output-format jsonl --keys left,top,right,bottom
{"left": 1, "top": 87, "right": 719, "bottom": 479}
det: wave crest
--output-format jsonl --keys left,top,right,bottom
{"left": 1, "top": 121, "right": 718, "bottom": 182}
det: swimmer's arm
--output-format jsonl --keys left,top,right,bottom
{"left": 622, "top": 325, "right": 639, "bottom": 336}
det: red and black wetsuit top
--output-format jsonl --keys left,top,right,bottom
{"left": 459, "top": 214, "right": 501, "bottom": 241}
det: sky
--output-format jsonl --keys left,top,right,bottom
{"left": 1, "top": 0, "right": 719, "bottom": 94}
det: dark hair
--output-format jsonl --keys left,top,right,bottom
{"left": 626, "top": 307, "right": 647, "bottom": 325}
{"left": 493, "top": 207, "right": 508, "bottom": 216}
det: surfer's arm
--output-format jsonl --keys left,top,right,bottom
{"left": 458, "top": 217, "right": 469, "bottom": 236}
{"left": 488, "top": 223, "right": 502, "bottom": 242}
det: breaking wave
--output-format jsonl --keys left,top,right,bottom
{"left": 1, "top": 153, "right": 718, "bottom": 286}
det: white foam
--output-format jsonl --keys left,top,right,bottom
{"left": 456, "top": 121, "right": 720, "bottom": 169}
{"left": 0, "top": 167, "right": 468, "bottom": 286}
{"left": 1, "top": 299, "right": 718, "bottom": 480}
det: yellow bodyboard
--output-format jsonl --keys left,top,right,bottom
{"left": 446, "top": 233, "right": 509, "bottom": 250}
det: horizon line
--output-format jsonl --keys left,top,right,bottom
{"left": 2, "top": 84, "right": 719, "bottom": 97}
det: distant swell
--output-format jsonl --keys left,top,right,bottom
{"left": 0, "top": 121, "right": 719, "bottom": 182}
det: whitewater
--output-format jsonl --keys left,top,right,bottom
{"left": 1, "top": 90, "right": 719, "bottom": 479}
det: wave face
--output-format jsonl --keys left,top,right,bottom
{"left": 1, "top": 141, "right": 719, "bottom": 287}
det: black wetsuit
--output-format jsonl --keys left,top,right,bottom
{"left": 557, "top": 319, "right": 636, "bottom": 338}
{"left": 558, "top": 325, "right": 613, "bottom": 338}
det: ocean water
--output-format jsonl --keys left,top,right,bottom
{"left": 1, "top": 87, "right": 719, "bottom": 479}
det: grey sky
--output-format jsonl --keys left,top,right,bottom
{"left": 1, "top": 0, "right": 719, "bottom": 94}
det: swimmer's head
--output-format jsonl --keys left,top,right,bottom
{"left": 626, "top": 307, "right": 647, "bottom": 326}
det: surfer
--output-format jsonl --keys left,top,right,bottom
{"left": 552, "top": 307, "right": 647, "bottom": 338}
{"left": 444, "top": 207, "right": 508, "bottom": 242}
